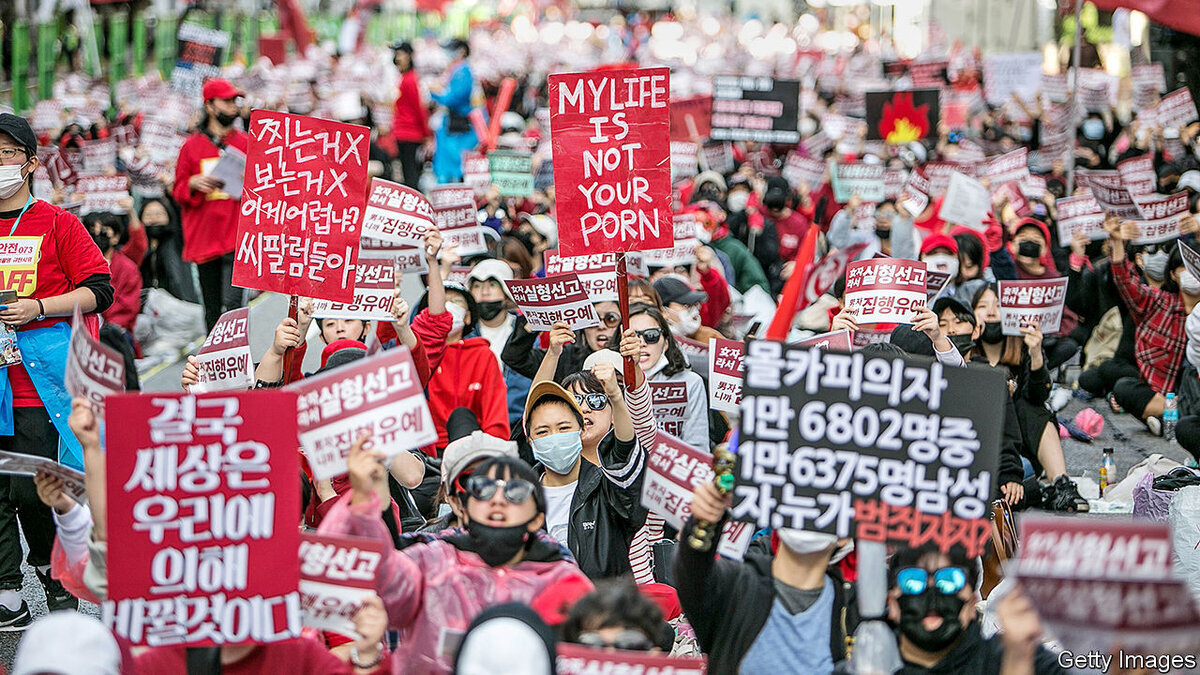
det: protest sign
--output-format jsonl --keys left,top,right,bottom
{"left": 549, "top": 67, "right": 672, "bottom": 256}
{"left": 233, "top": 111, "right": 368, "bottom": 303}
{"left": 310, "top": 257, "right": 396, "bottom": 321}
{"left": 1153, "top": 88, "right": 1199, "bottom": 129}
{"left": 794, "top": 329, "right": 855, "bottom": 351}
{"left": 700, "top": 141, "right": 735, "bottom": 174}
{"left": 675, "top": 335, "right": 709, "bottom": 363}
{"left": 191, "top": 308, "right": 253, "bottom": 394}
{"left": 360, "top": 178, "right": 435, "bottom": 247}
{"left": 1181, "top": 242, "right": 1200, "bottom": 282}
{"left": 208, "top": 146, "right": 246, "bottom": 199}
{"left": 1077, "top": 170, "right": 1139, "bottom": 219}
{"left": 925, "top": 269, "right": 953, "bottom": 301}
{"left": 735, "top": 343, "right": 1005, "bottom": 557}
{"left": 923, "top": 161, "right": 975, "bottom": 197}
{"left": 533, "top": 160, "right": 554, "bottom": 192}
{"left": 388, "top": 246, "right": 429, "bottom": 276}
{"left": 864, "top": 89, "right": 939, "bottom": 144}
{"left": 783, "top": 153, "right": 826, "bottom": 192}
{"left": 801, "top": 131, "right": 834, "bottom": 159}
{"left": 998, "top": 278, "right": 1069, "bottom": 336}
{"left": 1117, "top": 155, "right": 1157, "bottom": 196}
{"left": 982, "top": 52, "right": 1044, "bottom": 105}
{"left": 171, "top": 23, "right": 230, "bottom": 96}
{"left": 289, "top": 348, "right": 436, "bottom": 481}
{"left": 105, "top": 391, "right": 301, "bottom": 646}
{"left": 831, "top": 163, "right": 885, "bottom": 203}
{"left": 462, "top": 151, "right": 491, "bottom": 194}
{"left": 504, "top": 274, "right": 601, "bottom": 331}
{"left": 139, "top": 118, "right": 186, "bottom": 165}
{"left": 1015, "top": 516, "right": 1200, "bottom": 657}
{"left": 648, "top": 382, "right": 688, "bottom": 440}
{"left": 984, "top": 148, "right": 1029, "bottom": 187}
{"left": 819, "top": 114, "right": 866, "bottom": 143}
{"left": 900, "top": 169, "right": 931, "bottom": 216}
{"left": 1055, "top": 195, "right": 1106, "bottom": 241}
{"left": 850, "top": 202, "right": 877, "bottom": 232}
{"left": 669, "top": 95, "right": 713, "bottom": 142}
{"left": 938, "top": 172, "right": 990, "bottom": 231}
{"left": 843, "top": 259, "right": 927, "bottom": 324}
{"left": 75, "top": 174, "right": 128, "bottom": 215}
{"left": 804, "top": 242, "right": 870, "bottom": 309}
{"left": 708, "top": 338, "right": 744, "bottom": 414}
{"left": 1131, "top": 191, "right": 1189, "bottom": 245}
{"left": 434, "top": 202, "right": 486, "bottom": 257}
{"left": 670, "top": 141, "right": 699, "bottom": 182}
{"left": 299, "top": 533, "right": 385, "bottom": 638}
{"left": 1132, "top": 63, "right": 1167, "bottom": 109}
{"left": 543, "top": 249, "right": 618, "bottom": 303}
{"left": 941, "top": 100, "right": 969, "bottom": 130}
{"left": 1041, "top": 73, "right": 1069, "bottom": 103}
{"left": 428, "top": 184, "right": 475, "bottom": 210}
{"left": 0, "top": 451, "right": 87, "bottom": 504}
{"left": 557, "top": 643, "right": 706, "bottom": 675}
{"left": 488, "top": 150, "right": 533, "bottom": 197}
{"left": 672, "top": 212, "right": 701, "bottom": 242}
{"left": 711, "top": 76, "right": 801, "bottom": 144}
{"left": 35, "top": 145, "right": 75, "bottom": 189}
{"left": 642, "top": 239, "right": 699, "bottom": 269}
{"left": 81, "top": 138, "right": 117, "bottom": 174}
{"left": 64, "top": 307, "right": 124, "bottom": 423}
{"left": 991, "top": 181, "right": 1030, "bottom": 218}
{"left": 883, "top": 169, "right": 908, "bottom": 200}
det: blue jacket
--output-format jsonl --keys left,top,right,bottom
{"left": 0, "top": 322, "right": 85, "bottom": 471}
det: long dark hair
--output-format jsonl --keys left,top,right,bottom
{"left": 621, "top": 303, "right": 689, "bottom": 378}
{"left": 970, "top": 283, "right": 1024, "bottom": 367}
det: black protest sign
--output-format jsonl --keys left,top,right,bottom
{"left": 711, "top": 76, "right": 801, "bottom": 144}
{"left": 865, "top": 89, "right": 940, "bottom": 143}
{"left": 734, "top": 343, "right": 1005, "bottom": 557}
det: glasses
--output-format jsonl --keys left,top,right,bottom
{"left": 896, "top": 567, "right": 968, "bottom": 596}
{"left": 635, "top": 328, "right": 663, "bottom": 345}
{"left": 574, "top": 392, "right": 610, "bottom": 411}
{"left": 577, "top": 630, "right": 654, "bottom": 651}
{"left": 0, "top": 148, "right": 27, "bottom": 162}
{"left": 463, "top": 475, "right": 536, "bottom": 505}
{"left": 598, "top": 312, "right": 621, "bottom": 328}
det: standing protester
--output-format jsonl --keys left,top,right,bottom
{"left": 392, "top": 42, "right": 432, "bottom": 189}
{"left": 172, "top": 77, "right": 250, "bottom": 331}
{"left": 0, "top": 113, "right": 114, "bottom": 626}
{"left": 431, "top": 39, "right": 478, "bottom": 184}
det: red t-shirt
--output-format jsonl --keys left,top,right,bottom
{"left": 134, "top": 637, "right": 387, "bottom": 674}
{"left": 172, "top": 129, "right": 250, "bottom": 264}
{"left": 0, "top": 200, "right": 110, "bottom": 406}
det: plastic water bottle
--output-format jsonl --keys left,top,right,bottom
{"left": 1164, "top": 393, "right": 1179, "bottom": 442}
{"left": 1099, "top": 448, "right": 1115, "bottom": 496}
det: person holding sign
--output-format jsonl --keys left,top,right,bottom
{"left": 626, "top": 304, "right": 710, "bottom": 451}
{"left": 0, "top": 113, "right": 114, "bottom": 627}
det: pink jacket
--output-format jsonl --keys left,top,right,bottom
{"left": 317, "top": 493, "right": 591, "bottom": 675}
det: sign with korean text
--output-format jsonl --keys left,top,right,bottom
{"left": 1131, "top": 191, "right": 1189, "bottom": 245}
{"left": 843, "top": 259, "right": 928, "bottom": 325}
{"left": 735, "top": 344, "right": 1005, "bottom": 557}
{"left": 75, "top": 174, "right": 129, "bottom": 215}
{"left": 434, "top": 202, "right": 486, "bottom": 257}
{"left": 488, "top": 150, "right": 534, "bottom": 197}
{"left": 984, "top": 148, "right": 1029, "bottom": 187}
{"left": 794, "top": 329, "right": 855, "bottom": 352}
{"left": 831, "top": 163, "right": 885, "bottom": 203}
{"left": 982, "top": 52, "right": 1044, "bottom": 105}
{"left": 783, "top": 153, "right": 826, "bottom": 192}
{"left": 234, "top": 111, "right": 368, "bottom": 303}
{"left": 1077, "top": 171, "right": 1139, "bottom": 220}
{"left": 299, "top": 533, "right": 385, "bottom": 638}
{"left": 543, "top": 249, "right": 618, "bottom": 303}
{"left": 64, "top": 307, "right": 125, "bottom": 421}
{"left": 938, "top": 172, "right": 990, "bottom": 230}
{"left": 883, "top": 169, "right": 908, "bottom": 200}
{"left": 642, "top": 239, "right": 698, "bottom": 269}
{"left": 670, "top": 142, "right": 699, "bottom": 183}
{"left": 998, "top": 278, "right": 1069, "bottom": 336}
{"left": 462, "top": 151, "right": 491, "bottom": 194}
{"left": 504, "top": 273, "right": 601, "bottom": 331}
{"left": 648, "top": 381, "right": 688, "bottom": 440}
{"left": 1117, "top": 155, "right": 1156, "bottom": 197}
{"left": 1181, "top": 242, "right": 1200, "bottom": 282}
{"left": 925, "top": 270, "right": 953, "bottom": 302}
{"left": 104, "top": 391, "right": 301, "bottom": 646}
{"left": 191, "top": 308, "right": 253, "bottom": 394}
{"left": 804, "top": 243, "right": 870, "bottom": 309}
{"left": 900, "top": 169, "right": 930, "bottom": 216}
{"left": 550, "top": 67, "right": 672, "bottom": 256}
{"left": 701, "top": 142, "right": 735, "bottom": 174}
{"left": 311, "top": 257, "right": 396, "bottom": 321}
{"left": 171, "top": 23, "right": 230, "bottom": 96}
{"left": 0, "top": 237, "right": 41, "bottom": 297}
{"left": 1056, "top": 195, "right": 1106, "bottom": 241}
{"left": 81, "top": 138, "right": 117, "bottom": 174}
{"left": 669, "top": 95, "right": 713, "bottom": 142}
{"left": 360, "top": 178, "right": 435, "bottom": 247}
{"left": 1153, "top": 88, "right": 1199, "bottom": 130}
{"left": 711, "top": 76, "right": 801, "bottom": 144}
{"left": 557, "top": 643, "right": 706, "bottom": 675}
{"left": 0, "top": 450, "right": 87, "bottom": 504}
{"left": 708, "top": 338, "right": 744, "bottom": 414}
{"left": 289, "top": 348, "right": 435, "bottom": 482}
{"left": 428, "top": 184, "right": 474, "bottom": 210}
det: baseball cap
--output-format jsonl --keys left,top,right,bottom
{"left": 0, "top": 113, "right": 37, "bottom": 156}
{"left": 1179, "top": 170, "right": 1200, "bottom": 192}
{"left": 523, "top": 380, "right": 585, "bottom": 428}
{"left": 468, "top": 258, "right": 515, "bottom": 287}
{"left": 12, "top": 612, "right": 121, "bottom": 675}
{"left": 318, "top": 339, "right": 367, "bottom": 372}
{"left": 920, "top": 233, "right": 959, "bottom": 256}
{"left": 441, "top": 430, "right": 519, "bottom": 492}
{"left": 653, "top": 276, "right": 707, "bottom": 307}
{"left": 932, "top": 295, "right": 976, "bottom": 322}
{"left": 202, "top": 77, "right": 242, "bottom": 102}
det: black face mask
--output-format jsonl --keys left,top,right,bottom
{"left": 1016, "top": 241, "right": 1042, "bottom": 259}
{"left": 947, "top": 333, "right": 975, "bottom": 356}
{"left": 145, "top": 224, "right": 172, "bottom": 241}
{"left": 981, "top": 321, "right": 1004, "bottom": 344}
{"left": 91, "top": 231, "right": 113, "bottom": 254}
{"left": 215, "top": 111, "right": 239, "bottom": 128}
{"left": 466, "top": 518, "right": 533, "bottom": 567}
{"left": 876, "top": 227, "right": 892, "bottom": 241}
{"left": 898, "top": 591, "right": 967, "bottom": 653}
{"left": 475, "top": 300, "right": 505, "bottom": 322}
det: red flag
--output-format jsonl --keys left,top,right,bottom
{"left": 1089, "top": 0, "right": 1200, "bottom": 38}
{"left": 766, "top": 226, "right": 820, "bottom": 341}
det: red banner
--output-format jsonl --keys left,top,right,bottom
{"left": 105, "top": 391, "right": 301, "bottom": 646}
{"left": 233, "top": 111, "right": 369, "bottom": 302}
{"left": 669, "top": 95, "right": 713, "bottom": 142}
{"left": 557, "top": 643, "right": 706, "bottom": 674}
{"left": 550, "top": 67, "right": 672, "bottom": 256}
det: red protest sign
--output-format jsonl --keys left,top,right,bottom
{"left": 289, "top": 348, "right": 436, "bottom": 481}
{"left": 669, "top": 95, "right": 713, "bottom": 142}
{"left": 504, "top": 273, "right": 601, "bottom": 331}
{"left": 192, "top": 308, "right": 253, "bottom": 394}
{"left": 998, "top": 278, "right": 1069, "bottom": 336}
{"left": 708, "top": 338, "right": 744, "bottom": 414}
{"left": 843, "top": 258, "right": 928, "bottom": 325}
{"left": 64, "top": 307, "right": 124, "bottom": 417}
{"left": 105, "top": 391, "right": 302, "bottom": 646}
{"left": 550, "top": 67, "right": 672, "bottom": 256}
{"left": 361, "top": 178, "right": 435, "bottom": 247}
{"left": 299, "top": 533, "right": 385, "bottom": 637}
{"left": 803, "top": 242, "right": 869, "bottom": 309}
{"left": 233, "top": 111, "right": 369, "bottom": 303}
{"left": 794, "top": 329, "right": 855, "bottom": 351}
{"left": 557, "top": 643, "right": 706, "bottom": 675}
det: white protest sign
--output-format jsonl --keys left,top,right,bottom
{"left": 64, "top": 307, "right": 124, "bottom": 418}
{"left": 504, "top": 274, "right": 601, "bottom": 331}
{"left": 999, "top": 278, "right": 1069, "bottom": 336}
{"left": 708, "top": 338, "right": 744, "bottom": 414}
{"left": 299, "top": 533, "right": 385, "bottom": 638}
{"left": 311, "top": 257, "right": 396, "bottom": 321}
{"left": 938, "top": 172, "right": 990, "bottom": 230}
{"left": 1131, "top": 191, "right": 1189, "bottom": 245}
{"left": 982, "top": 52, "right": 1044, "bottom": 105}
{"left": 191, "top": 308, "right": 253, "bottom": 394}
{"left": 1056, "top": 195, "right": 1107, "bottom": 242}
{"left": 843, "top": 259, "right": 928, "bottom": 325}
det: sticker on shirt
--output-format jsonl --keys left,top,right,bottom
{"left": 0, "top": 236, "right": 41, "bottom": 297}
{"left": 0, "top": 323, "right": 19, "bottom": 369}
{"left": 200, "top": 155, "right": 232, "bottom": 201}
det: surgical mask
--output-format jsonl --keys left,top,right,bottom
{"left": 777, "top": 528, "right": 836, "bottom": 555}
{"left": 0, "top": 162, "right": 29, "bottom": 200}
{"left": 897, "top": 590, "right": 967, "bottom": 652}
{"left": 981, "top": 321, "right": 1005, "bottom": 344}
{"left": 447, "top": 302, "right": 467, "bottom": 335}
{"left": 947, "top": 333, "right": 975, "bottom": 356}
{"left": 670, "top": 306, "right": 702, "bottom": 337}
{"left": 466, "top": 518, "right": 533, "bottom": 567}
{"left": 476, "top": 300, "right": 504, "bottom": 322}
{"left": 530, "top": 431, "right": 583, "bottom": 474}
{"left": 1082, "top": 118, "right": 1105, "bottom": 140}
{"left": 215, "top": 111, "right": 239, "bottom": 128}
{"left": 1016, "top": 241, "right": 1043, "bottom": 259}
{"left": 1180, "top": 269, "right": 1200, "bottom": 296}
{"left": 727, "top": 191, "right": 750, "bottom": 212}
{"left": 923, "top": 253, "right": 959, "bottom": 280}
{"left": 1142, "top": 250, "right": 1169, "bottom": 282}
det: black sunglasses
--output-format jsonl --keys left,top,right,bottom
{"left": 574, "top": 392, "right": 610, "bottom": 411}
{"left": 577, "top": 630, "right": 653, "bottom": 651}
{"left": 464, "top": 475, "right": 536, "bottom": 505}
{"left": 635, "top": 328, "right": 663, "bottom": 345}
{"left": 599, "top": 312, "right": 621, "bottom": 328}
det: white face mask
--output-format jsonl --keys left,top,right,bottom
{"left": 670, "top": 306, "right": 701, "bottom": 337}
{"left": 923, "top": 253, "right": 960, "bottom": 280}
{"left": 1180, "top": 270, "right": 1200, "bottom": 296}
{"left": 0, "top": 162, "right": 28, "bottom": 200}
{"left": 727, "top": 191, "right": 750, "bottom": 212}
{"left": 446, "top": 302, "right": 467, "bottom": 335}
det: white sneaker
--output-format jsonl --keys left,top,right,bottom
{"left": 1049, "top": 387, "right": 1072, "bottom": 412}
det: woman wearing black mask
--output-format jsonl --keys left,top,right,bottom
{"left": 467, "top": 258, "right": 530, "bottom": 428}
{"left": 137, "top": 198, "right": 197, "bottom": 304}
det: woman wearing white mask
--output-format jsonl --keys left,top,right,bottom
{"left": 624, "top": 304, "right": 710, "bottom": 450}
{"left": 652, "top": 275, "right": 724, "bottom": 343}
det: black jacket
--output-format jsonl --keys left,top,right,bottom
{"left": 502, "top": 314, "right": 590, "bottom": 383}
{"left": 673, "top": 516, "right": 848, "bottom": 674}
{"left": 897, "top": 621, "right": 1066, "bottom": 674}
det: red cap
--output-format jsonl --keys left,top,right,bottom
{"left": 202, "top": 78, "right": 242, "bottom": 102}
{"left": 529, "top": 572, "right": 593, "bottom": 626}
{"left": 320, "top": 339, "right": 367, "bottom": 368}
{"left": 920, "top": 233, "right": 959, "bottom": 256}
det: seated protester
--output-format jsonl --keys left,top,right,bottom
{"left": 502, "top": 299, "right": 620, "bottom": 384}
{"left": 1175, "top": 305, "right": 1200, "bottom": 466}
{"left": 673, "top": 480, "right": 852, "bottom": 673}
{"left": 317, "top": 444, "right": 592, "bottom": 674}
{"left": 888, "top": 544, "right": 1066, "bottom": 675}
{"left": 467, "top": 258, "right": 531, "bottom": 428}
{"left": 690, "top": 200, "right": 770, "bottom": 295}
{"left": 560, "top": 579, "right": 674, "bottom": 653}
{"left": 523, "top": 363, "right": 648, "bottom": 580}
{"left": 951, "top": 226, "right": 991, "bottom": 286}
{"left": 626, "top": 303, "right": 710, "bottom": 450}
{"left": 84, "top": 211, "right": 141, "bottom": 337}
{"left": 454, "top": 603, "right": 557, "bottom": 675}
{"left": 421, "top": 407, "right": 519, "bottom": 532}
{"left": 970, "top": 284, "right": 1087, "bottom": 511}
{"left": 1068, "top": 234, "right": 1138, "bottom": 397}
{"left": 654, "top": 275, "right": 723, "bottom": 343}
{"left": 1006, "top": 218, "right": 1079, "bottom": 371}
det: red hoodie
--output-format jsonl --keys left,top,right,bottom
{"left": 427, "top": 336, "right": 510, "bottom": 453}
{"left": 172, "top": 129, "right": 250, "bottom": 263}
{"left": 393, "top": 69, "right": 432, "bottom": 143}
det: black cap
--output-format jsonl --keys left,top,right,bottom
{"left": 889, "top": 325, "right": 935, "bottom": 357}
{"left": 653, "top": 276, "right": 707, "bottom": 307}
{"left": 0, "top": 113, "right": 37, "bottom": 156}
{"left": 932, "top": 295, "right": 975, "bottom": 323}
{"left": 391, "top": 41, "right": 414, "bottom": 55}
{"left": 446, "top": 407, "right": 482, "bottom": 444}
